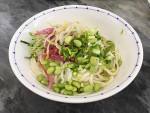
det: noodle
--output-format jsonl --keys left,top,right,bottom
{"left": 23, "top": 21, "right": 122, "bottom": 95}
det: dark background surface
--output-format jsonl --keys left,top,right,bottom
{"left": 0, "top": 0, "right": 150, "bottom": 113}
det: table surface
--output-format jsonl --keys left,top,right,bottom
{"left": 0, "top": 0, "right": 150, "bottom": 113}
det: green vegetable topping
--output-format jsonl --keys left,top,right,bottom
{"left": 63, "top": 90, "right": 72, "bottom": 95}
{"left": 49, "top": 62, "right": 59, "bottom": 66}
{"left": 88, "top": 36, "right": 95, "bottom": 40}
{"left": 94, "top": 83, "right": 101, "bottom": 92}
{"left": 92, "top": 48, "right": 100, "bottom": 55}
{"left": 54, "top": 66, "right": 62, "bottom": 75}
{"left": 37, "top": 74, "right": 44, "bottom": 82}
{"left": 64, "top": 36, "right": 73, "bottom": 44}
{"left": 90, "top": 65, "right": 96, "bottom": 74}
{"left": 90, "top": 56, "right": 99, "bottom": 66}
{"left": 72, "top": 81, "right": 80, "bottom": 88}
{"left": 41, "top": 60, "right": 49, "bottom": 65}
{"left": 65, "top": 85, "right": 74, "bottom": 91}
{"left": 72, "top": 87, "right": 77, "bottom": 92}
{"left": 53, "top": 87, "right": 60, "bottom": 93}
{"left": 84, "top": 85, "right": 93, "bottom": 92}
{"left": 73, "top": 40, "right": 82, "bottom": 47}
{"left": 47, "top": 67, "right": 55, "bottom": 74}
{"left": 73, "top": 72, "right": 78, "bottom": 76}
{"left": 41, "top": 79, "right": 49, "bottom": 85}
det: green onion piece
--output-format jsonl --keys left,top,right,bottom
{"left": 20, "top": 40, "right": 30, "bottom": 45}
{"left": 67, "top": 62, "right": 76, "bottom": 68}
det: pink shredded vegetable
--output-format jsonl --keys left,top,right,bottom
{"left": 34, "top": 28, "right": 54, "bottom": 36}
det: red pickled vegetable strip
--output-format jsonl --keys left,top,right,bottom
{"left": 48, "top": 75, "right": 54, "bottom": 89}
{"left": 34, "top": 28, "right": 54, "bottom": 36}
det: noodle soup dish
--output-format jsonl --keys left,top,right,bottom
{"left": 9, "top": 5, "right": 143, "bottom": 103}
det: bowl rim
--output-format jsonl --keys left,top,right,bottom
{"left": 9, "top": 5, "right": 143, "bottom": 103}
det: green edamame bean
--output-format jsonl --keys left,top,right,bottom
{"left": 64, "top": 36, "right": 73, "bottom": 44}
{"left": 77, "top": 57, "right": 83, "bottom": 61}
{"left": 90, "top": 56, "right": 99, "bottom": 66}
{"left": 111, "top": 68, "right": 116, "bottom": 72}
{"left": 84, "top": 85, "right": 93, "bottom": 92}
{"left": 41, "top": 60, "right": 49, "bottom": 65}
{"left": 43, "top": 64, "right": 50, "bottom": 70}
{"left": 37, "top": 74, "right": 44, "bottom": 82}
{"left": 54, "top": 66, "right": 62, "bottom": 75}
{"left": 79, "top": 87, "right": 84, "bottom": 92}
{"left": 60, "top": 89, "right": 65, "bottom": 94}
{"left": 88, "top": 36, "right": 95, "bottom": 39}
{"left": 67, "top": 81, "right": 72, "bottom": 85}
{"left": 53, "top": 83, "right": 58, "bottom": 87}
{"left": 88, "top": 28, "right": 95, "bottom": 36}
{"left": 63, "top": 90, "right": 72, "bottom": 95}
{"left": 73, "top": 92, "right": 78, "bottom": 96}
{"left": 80, "top": 83, "right": 84, "bottom": 87}
{"left": 94, "top": 83, "right": 101, "bottom": 92}
{"left": 65, "top": 85, "right": 73, "bottom": 91}
{"left": 41, "top": 79, "right": 49, "bottom": 85}
{"left": 73, "top": 40, "right": 82, "bottom": 47}
{"left": 73, "top": 72, "right": 77, "bottom": 76}
{"left": 57, "top": 78, "right": 62, "bottom": 83}
{"left": 72, "top": 87, "right": 77, "bottom": 92}
{"left": 47, "top": 67, "right": 55, "bottom": 74}
{"left": 92, "top": 48, "right": 100, "bottom": 55}
{"left": 72, "top": 81, "right": 80, "bottom": 89}
{"left": 53, "top": 87, "right": 60, "bottom": 93}
{"left": 59, "top": 83, "right": 65, "bottom": 89}
{"left": 77, "top": 67, "right": 83, "bottom": 71}
{"left": 49, "top": 62, "right": 59, "bottom": 66}
{"left": 85, "top": 64, "right": 91, "bottom": 69}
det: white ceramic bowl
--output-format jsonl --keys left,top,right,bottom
{"left": 9, "top": 5, "right": 143, "bottom": 103}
